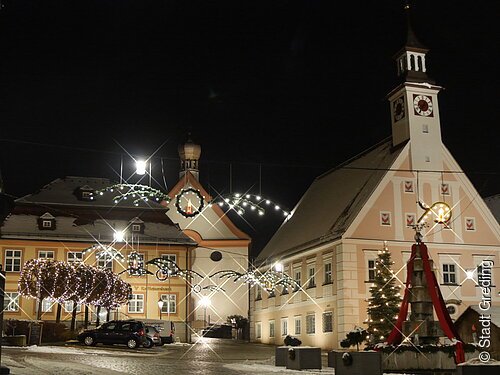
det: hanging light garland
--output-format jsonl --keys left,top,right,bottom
{"left": 146, "top": 257, "right": 203, "bottom": 282}
{"left": 210, "top": 268, "right": 300, "bottom": 293}
{"left": 89, "top": 184, "right": 171, "bottom": 206}
{"left": 82, "top": 244, "right": 126, "bottom": 263}
{"left": 119, "top": 251, "right": 153, "bottom": 276}
{"left": 209, "top": 193, "right": 291, "bottom": 218}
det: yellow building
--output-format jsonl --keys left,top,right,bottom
{"left": 0, "top": 176, "right": 197, "bottom": 341}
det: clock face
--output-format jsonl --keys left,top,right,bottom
{"left": 413, "top": 94, "right": 434, "bottom": 117}
{"left": 393, "top": 96, "right": 405, "bottom": 122}
{"left": 175, "top": 188, "right": 205, "bottom": 218}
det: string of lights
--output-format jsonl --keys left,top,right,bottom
{"left": 209, "top": 193, "right": 291, "bottom": 218}
{"left": 90, "top": 183, "right": 170, "bottom": 206}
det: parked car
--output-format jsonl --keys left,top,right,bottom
{"left": 142, "top": 319, "right": 176, "bottom": 345}
{"left": 77, "top": 320, "right": 147, "bottom": 349}
{"left": 143, "top": 325, "right": 162, "bottom": 348}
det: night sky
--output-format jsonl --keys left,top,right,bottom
{"left": 0, "top": 1, "right": 498, "bottom": 256}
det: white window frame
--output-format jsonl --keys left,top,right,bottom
{"left": 323, "top": 262, "right": 332, "bottom": 284}
{"left": 281, "top": 318, "right": 288, "bottom": 336}
{"left": 442, "top": 263, "right": 457, "bottom": 285}
{"left": 4, "top": 292, "right": 20, "bottom": 312}
{"left": 41, "top": 298, "right": 54, "bottom": 313}
{"left": 38, "top": 250, "right": 55, "bottom": 259}
{"left": 128, "top": 294, "right": 144, "bottom": 313}
{"left": 269, "top": 320, "right": 275, "bottom": 338}
{"left": 307, "top": 265, "right": 316, "bottom": 288}
{"left": 161, "top": 254, "right": 177, "bottom": 264}
{"left": 368, "top": 259, "right": 376, "bottom": 282}
{"left": 255, "top": 322, "right": 262, "bottom": 339}
{"left": 42, "top": 220, "right": 53, "bottom": 228}
{"left": 293, "top": 267, "right": 301, "bottom": 291}
{"left": 294, "top": 316, "right": 301, "bottom": 335}
{"left": 322, "top": 311, "right": 333, "bottom": 333}
{"left": 64, "top": 301, "right": 82, "bottom": 313}
{"left": 97, "top": 253, "right": 113, "bottom": 271}
{"left": 68, "top": 251, "right": 83, "bottom": 263}
{"left": 5, "top": 249, "right": 22, "bottom": 272}
{"left": 131, "top": 224, "right": 142, "bottom": 232}
{"left": 306, "top": 313, "right": 315, "bottom": 335}
{"left": 160, "top": 294, "right": 176, "bottom": 314}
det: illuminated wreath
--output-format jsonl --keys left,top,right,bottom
{"left": 175, "top": 188, "right": 205, "bottom": 218}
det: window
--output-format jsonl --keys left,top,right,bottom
{"left": 5, "top": 250, "right": 22, "bottom": 272}
{"left": 97, "top": 253, "right": 113, "bottom": 271}
{"left": 442, "top": 264, "right": 457, "bottom": 284}
{"left": 294, "top": 269, "right": 301, "bottom": 291}
{"left": 255, "top": 323, "right": 262, "bottom": 339}
{"left": 4, "top": 292, "right": 20, "bottom": 312}
{"left": 306, "top": 314, "right": 315, "bottom": 334}
{"left": 38, "top": 250, "right": 54, "bottom": 259}
{"left": 128, "top": 294, "right": 144, "bottom": 313}
{"left": 281, "top": 318, "right": 288, "bottom": 336}
{"left": 161, "top": 254, "right": 177, "bottom": 264}
{"left": 294, "top": 317, "right": 301, "bottom": 335}
{"left": 322, "top": 311, "right": 333, "bottom": 333}
{"left": 160, "top": 294, "right": 176, "bottom": 314}
{"left": 42, "top": 220, "right": 52, "bottom": 228}
{"left": 68, "top": 251, "right": 83, "bottom": 263}
{"left": 131, "top": 224, "right": 142, "bottom": 232}
{"left": 269, "top": 320, "right": 275, "bottom": 338}
{"left": 41, "top": 298, "right": 54, "bottom": 313}
{"left": 256, "top": 288, "right": 263, "bottom": 300}
{"left": 307, "top": 266, "right": 316, "bottom": 288}
{"left": 324, "top": 262, "right": 332, "bottom": 284}
{"left": 447, "top": 305, "right": 457, "bottom": 315}
{"left": 422, "top": 124, "right": 429, "bottom": 133}
{"left": 64, "top": 301, "right": 81, "bottom": 313}
{"left": 368, "top": 259, "right": 376, "bottom": 282}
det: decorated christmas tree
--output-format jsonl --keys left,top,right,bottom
{"left": 366, "top": 242, "right": 402, "bottom": 344}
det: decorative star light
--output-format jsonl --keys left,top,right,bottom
{"left": 417, "top": 201, "right": 452, "bottom": 225}
{"left": 90, "top": 183, "right": 170, "bottom": 206}
{"left": 209, "top": 193, "right": 291, "bottom": 218}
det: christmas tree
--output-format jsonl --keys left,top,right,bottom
{"left": 366, "top": 242, "right": 401, "bottom": 344}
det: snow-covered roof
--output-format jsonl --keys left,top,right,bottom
{"left": 257, "top": 138, "right": 404, "bottom": 263}
{"left": 469, "top": 305, "right": 500, "bottom": 327}
{"left": 1, "top": 176, "right": 196, "bottom": 246}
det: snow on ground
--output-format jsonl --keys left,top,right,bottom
{"left": 3, "top": 344, "right": 152, "bottom": 357}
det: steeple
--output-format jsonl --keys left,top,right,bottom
{"left": 178, "top": 133, "right": 201, "bottom": 181}
{"left": 387, "top": 1, "right": 444, "bottom": 172}
{"left": 393, "top": 2, "right": 433, "bottom": 84}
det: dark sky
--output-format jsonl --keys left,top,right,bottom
{"left": 0, "top": 1, "right": 498, "bottom": 256}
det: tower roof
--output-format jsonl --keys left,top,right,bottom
{"left": 403, "top": 2, "right": 427, "bottom": 51}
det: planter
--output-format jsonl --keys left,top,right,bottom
{"left": 329, "top": 351, "right": 382, "bottom": 375}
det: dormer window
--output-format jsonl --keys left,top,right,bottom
{"left": 76, "top": 185, "right": 94, "bottom": 201}
{"left": 129, "top": 217, "right": 145, "bottom": 234}
{"left": 38, "top": 213, "right": 56, "bottom": 230}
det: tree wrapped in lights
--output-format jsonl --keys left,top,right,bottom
{"left": 366, "top": 242, "right": 401, "bottom": 344}
{"left": 18, "top": 259, "right": 131, "bottom": 309}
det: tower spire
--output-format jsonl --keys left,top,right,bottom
{"left": 394, "top": 1, "right": 433, "bottom": 84}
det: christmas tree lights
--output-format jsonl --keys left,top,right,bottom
{"left": 18, "top": 259, "right": 131, "bottom": 309}
{"left": 366, "top": 242, "right": 401, "bottom": 344}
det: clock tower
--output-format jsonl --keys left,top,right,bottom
{"left": 388, "top": 3, "right": 443, "bottom": 171}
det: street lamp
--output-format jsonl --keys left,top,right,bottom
{"left": 199, "top": 296, "right": 211, "bottom": 326}
{"left": 157, "top": 299, "right": 164, "bottom": 320}
{"left": 135, "top": 160, "right": 147, "bottom": 175}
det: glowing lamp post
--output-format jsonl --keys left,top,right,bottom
{"left": 199, "top": 296, "right": 211, "bottom": 326}
{"left": 135, "top": 160, "right": 147, "bottom": 175}
{"left": 158, "top": 299, "right": 164, "bottom": 320}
